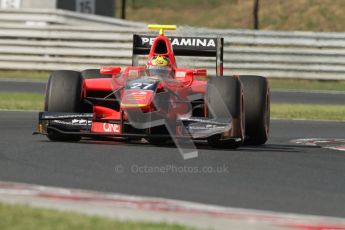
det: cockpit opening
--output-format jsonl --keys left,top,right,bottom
{"left": 154, "top": 40, "right": 168, "bottom": 54}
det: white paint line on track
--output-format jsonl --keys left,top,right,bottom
{"left": 292, "top": 138, "right": 345, "bottom": 153}
{"left": 326, "top": 146, "right": 345, "bottom": 151}
{"left": 0, "top": 181, "right": 345, "bottom": 230}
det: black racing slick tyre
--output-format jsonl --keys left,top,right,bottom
{"left": 239, "top": 75, "right": 270, "bottom": 145}
{"left": 81, "top": 69, "right": 111, "bottom": 79}
{"left": 45, "top": 70, "right": 83, "bottom": 142}
{"left": 206, "top": 76, "right": 244, "bottom": 149}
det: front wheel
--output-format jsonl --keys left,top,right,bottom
{"left": 45, "top": 70, "right": 83, "bottom": 142}
{"left": 206, "top": 76, "right": 244, "bottom": 149}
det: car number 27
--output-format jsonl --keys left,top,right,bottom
{"left": 130, "top": 82, "right": 154, "bottom": 90}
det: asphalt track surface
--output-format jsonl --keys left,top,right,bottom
{"left": 1, "top": 111, "right": 345, "bottom": 218}
{"left": 0, "top": 80, "right": 46, "bottom": 94}
{"left": 1, "top": 80, "right": 345, "bottom": 105}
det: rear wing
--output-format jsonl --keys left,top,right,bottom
{"left": 132, "top": 35, "right": 224, "bottom": 77}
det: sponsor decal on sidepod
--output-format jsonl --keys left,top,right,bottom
{"left": 103, "top": 123, "right": 121, "bottom": 133}
{"left": 91, "top": 122, "right": 121, "bottom": 134}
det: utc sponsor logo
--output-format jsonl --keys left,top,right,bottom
{"left": 103, "top": 123, "right": 120, "bottom": 133}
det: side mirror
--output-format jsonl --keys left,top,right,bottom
{"left": 100, "top": 66, "right": 121, "bottom": 75}
{"left": 175, "top": 69, "right": 193, "bottom": 86}
{"left": 193, "top": 68, "right": 207, "bottom": 77}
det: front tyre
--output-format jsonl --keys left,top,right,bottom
{"left": 206, "top": 76, "right": 244, "bottom": 149}
{"left": 45, "top": 70, "right": 83, "bottom": 142}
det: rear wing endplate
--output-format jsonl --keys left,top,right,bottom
{"left": 132, "top": 35, "right": 224, "bottom": 77}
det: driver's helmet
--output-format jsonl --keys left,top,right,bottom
{"left": 146, "top": 55, "right": 173, "bottom": 78}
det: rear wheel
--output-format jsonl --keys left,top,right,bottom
{"left": 45, "top": 70, "right": 83, "bottom": 142}
{"left": 206, "top": 76, "right": 244, "bottom": 149}
{"left": 239, "top": 75, "right": 270, "bottom": 145}
{"left": 81, "top": 69, "right": 111, "bottom": 79}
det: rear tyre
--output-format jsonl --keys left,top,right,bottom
{"left": 81, "top": 69, "right": 111, "bottom": 79}
{"left": 239, "top": 75, "right": 270, "bottom": 145}
{"left": 206, "top": 76, "right": 244, "bottom": 149}
{"left": 45, "top": 70, "right": 83, "bottom": 142}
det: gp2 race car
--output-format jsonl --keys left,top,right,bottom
{"left": 34, "top": 25, "right": 270, "bottom": 149}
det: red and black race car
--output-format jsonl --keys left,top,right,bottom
{"left": 34, "top": 25, "right": 270, "bottom": 150}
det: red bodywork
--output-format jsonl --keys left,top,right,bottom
{"left": 83, "top": 34, "right": 208, "bottom": 135}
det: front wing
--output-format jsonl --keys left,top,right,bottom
{"left": 33, "top": 112, "right": 235, "bottom": 140}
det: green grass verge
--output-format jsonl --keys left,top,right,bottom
{"left": 0, "top": 202, "right": 192, "bottom": 230}
{"left": 268, "top": 79, "right": 345, "bottom": 92}
{"left": 0, "top": 92, "right": 44, "bottom": 111}
{"left": 0, "top": 92, "right": 344, "bottom": 121}
{"left": 272, "top": 103, "right": 345, "bottom": 121}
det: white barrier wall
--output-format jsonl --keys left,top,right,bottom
{"left": 0, "top": 0, "right": 57, "bottom": 9}
{"left": 0, "top": 8, "right": 344, "bottom": 80}
{"left": 21, "top": 0, "right": 57, "bottom": 9}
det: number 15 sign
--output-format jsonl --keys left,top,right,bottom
{"left": 76, "top": 0, "right": 95, "bottom": 14}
